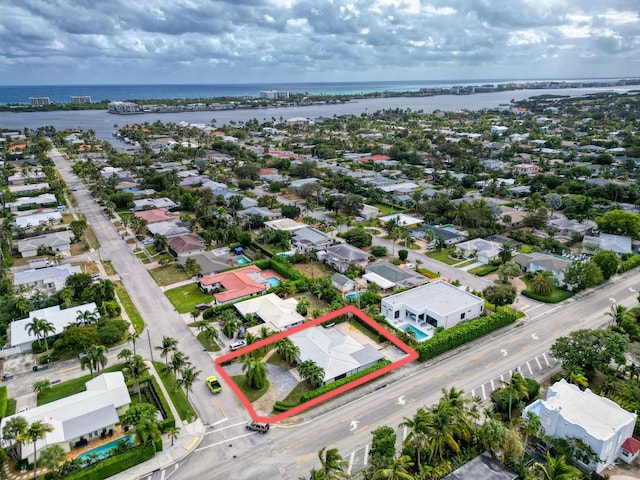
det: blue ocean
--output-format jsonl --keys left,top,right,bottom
{"left": 0, "top": 78, "right": 624, "bottom": 105}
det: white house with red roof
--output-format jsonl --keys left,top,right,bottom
{"left": 198, "top": 265, "right": 272, "bottom": 304}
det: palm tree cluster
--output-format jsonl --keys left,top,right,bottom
{"left": 24, "top": 317, "right": 55, "bottom": 351}
{"left": 155, "top": 337, "right": 201, "bottom": 411}
{"left": 79, "top": 344, "right": 109, "bottom": 377}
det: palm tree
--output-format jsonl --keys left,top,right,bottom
{"left": 534, "top": 454, "right": 581, "bottom": 480}
{"left": 198, "top": 322, "right": 219, "bottom": 349}
{"left": 76, "top": 309, "right": 99, "bottom": 326}
{"left": 165, "top": 426, "right": 180, "bottom": 447}
{"left": 117, "top": 347, "right": 134, "bottom": 364}
{"left": 155, "top": 336, "right": 178, "bottom": 369}
{"left": 82, "top": 345, "right": 108, "bottom": 377}
{"left": 32, "top": 379, "right": 51, "bottom": 397}
{"left": 24, "top": 420, "right": 54, "bottom": 480}
{"left": 25, "top": 317, "right": 55, "bottom": 350}
{"left": 606, "top": 304, "right": 628, "bottom": 327}
{"left": 297, "top": 359, "right": 324, "bottom": 388}
{"left": 400, "top": 408, "right": 429, "bottom": 467}
{"left": 426, "top": 403, "right": 472, "bottom": 462}
{"left": 498, "top": 243, "right": 513, "bottom": 264}
{"left": 276, "top": 338, "right": 300, "bottom": 366}
{"left": 531, "top": 271, "right": 555, "bottom": 297}
{"left": 125, "top": 355, "right": 149, "bottom": 402}
{"left": 242, "top": 355, "right": 267, "bottom": 390}
{"left": 565, "top": 367, "right": 589, "bottom": 388}
{"left": 153, "top": 234, "right": 168, "bottom": 254}
{"left": 383, "top": 218, "right": 400, "bottom": 258}
{"left": 2, "top": 416, "right": 28, "bottom": 460}
{"left": 317, "top": 446, "right": 350, "bottom": 480}
{"left": 478, "top": 419, "right": 508, "bottom": 460}
{"left": 128, "top": 331, "right": 140, "bottom": 355}
{"left": 371, "top": 455, "right": 414, "bottom": 480}
{"left": 178, "top": 364, "right": 201, "bottom": 414}
{"left": 37, "top": 444, "right": 66, "bottom": 477}
{"left": 132, "top": 415, "right": 160, "bottom": 446}
{"left": 501, "top": 372, "right": 529, "bottom": 420}
{"left": 80, "top": 353, "right": 95, "bottom": 377}
{"left": 521, "top": 411, "right": 541, "bottom": 452}
{"left": 168, "top": 351, "right": 188, "bottom": 393}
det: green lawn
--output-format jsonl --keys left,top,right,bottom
{"left": 231, "top": 375, "right": 269, "bottom": 402}
{"left": 165, "top": 283, "right": 212, "bottom": 313}
{"left": 152, "top": 362, "right": 197, "bottom": 422}
{"left": 196, "top": 331, "right": 221, "bottom": 352}
{"left": 519, "top": 244, "right": 540, "bottom": 254}
{"left": 426, "top": 248, "right": 459, "bottom": 265}
{"left": 468, "top": 264, "right": 499, "bottom": 276}
{"left": 6, "top": 398, "right": 16, "bottom": 416}
{"left": 373, "top": 204, "right": 405, "bottom": 216}
{"left": 417, "top": 267, "right": 439, "bottom": 278}
{"left": 455, "top": 259, "right": 478, "bottom": 268}
{"left": 266, "top": 351, "right": 291, "bottom": 370}
{"left": 149, "top": 265, "right": 191, "bottom": 286}
{"left": 38, "top": 364, "right": 126, "bottom": 406}
{"left": 280, "top": 381, "right": 311, "bottom": 405}
{"left": 115, "top": 281, "right": 144, "bottom": 333}
{"left": 521, "top": 278, "right": 575, "bottom": 303}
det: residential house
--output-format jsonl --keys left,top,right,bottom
{"left": 379, "top": 213, "right": 424, "bottom": 227}
{"left": 13, "top": 264, "right": 81, "bottom": 295}
{"left": 481, "top": 159, "right": 505, "bottom": 171}
{"left": 6, "top": 193, "right": 57, "bottom": 212}
{"left": 178, "top": 251, "right": 233, "bottom": 277}
{"left": 167, "top": 233, "right": 205, "bottom": 257}
{"left": 133, "top": 208, "right": 176, "bottom": 224}
{"left": 364, "top": 261, "right": 429, "bottom": 291}
{"left": 132, "top": 197, "right": 177, "bottom": 211}
{"left": 443, "top": 452, "right": 517, "bottom": 480}
{"left": 198, "top": 265, "right": 273, "bottom": 304}
{"left": 146, "top": 221, "right": 192, "bottom": 238}
{"left": 292, "top": 227, "right": 333, "bottom": 252}
{"left": 237, "top": 206, "right": 281, "bottom": 221}
{"left": 290, "top": 326, "right": 383, "bottom": 384}
{"left": 289, "top": 178, "right": 321, "bottom": 190}
{"left": 360, "top": 204, "right": 380, "bottom": 220}
{"left": 264, "top": 218, "right": 306, "bottom": 232}
{"left": 513, "top": 252, "right": 572, "bottom": 287}
{"left": 16, "top": 231, "right": 75, "bottom": 258}
{"left": 381, "top": 281, "right": 484, "bottom": 330}
{"left": 548, "top": 217, "right": 596, "bottom": 236}
{"left": 317, "top": 243, "right": 370, "bottom": 273}
{"left": 410, "top": 225, "right": 466, "bottom": 246}
{"left": 523, "top": 379, "right": 637, "bottom": 473}
{"left": 14, "top": 212, "right": 62, "bottom": 230}
{"left": 235, "top": 293, "right": 304, "bottom": 334}
{"left": 512, "top": 163, "right": 539, "bottom": 175}
{"left": 456, "top": 238, "right": 502, "bottom": 264}
{"left": 507, "top": 185, "right": 531, "bottom": 197}
{"left": 0, "top": 372, "right": 131, "bottom": 462}
{"left": 8, "top": 183, "right": 49, "bottom": 194}
{"left": 331, "top": 273, "right": 356, "bottom": 294}
{"left": 582, "top": 233, "right": 632, "bottom": 257}
{"left": 620, "top": 438, "right": 640, "bottom": 465}
{"left": 9, "top": 302, "right": 98, "bottom": 352}
{"left": 7, "top": 170, "right": 47, "bottom": 185}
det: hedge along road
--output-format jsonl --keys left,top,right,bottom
{"left": 49, "top": 147, "right": 235, "bottom": 426}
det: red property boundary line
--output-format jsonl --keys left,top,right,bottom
{"left": 214, "top": 304, "right": 418, "bottom": 423}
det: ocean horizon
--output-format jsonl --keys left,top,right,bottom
{"left": 0, "top": 77, "right": 631, "bottom": 105}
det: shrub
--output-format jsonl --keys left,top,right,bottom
{"left": 398, "top": 249, "right": 408, "bottom": 261}
{"left": 370, "top": 246, "right": 387, "bottom": 257}
{"left": 64, "top": 444, "right": 156, "bottom": 480}
{"left": 98, "top": 319, "right": 129, "bottom": 345}
{"left": 620, "top": 254, "right": 640, "bottom": 273}
{"left": 416, "top": 311, "right": 517, "bottom": 362}
{"left": 0, "top": 386, "right": 7, "bottom": 418}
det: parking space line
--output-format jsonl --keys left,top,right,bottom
{"left": 527, "top": 361, "right": 533, "bottom": 375}
{"left": 481, "top": 384, "right": 486, "bottom": 400}
{"left": 535, "top": 357, "right": 542, "bottom": 369}
{"left": 543, "top": 353, "right": 550, "bottom": 366}
{"left": 347, "top": 451, "right": 355, "bottom": 474}
{"left": 490, "top": 379, "right": 495, "bottom": 391}
{"left": 363, "top": 444, "right": 369, "bottom": 466}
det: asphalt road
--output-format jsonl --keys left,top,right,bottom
{"left": 158, "top": 270, "right": 638, "bottom": 480}
{"left": 49, "top": 148, "right": 245, "bottom": 427}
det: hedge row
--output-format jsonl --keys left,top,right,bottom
{"left": 65, "top": 443, "right": 156, "bottom": 480}
{"left": 620, "top": 254, "right": 640, "bottom": 273}
{"left": 0, "top": 386, "right": 7, "bottom": 418}
{"left": 126, "top": 375, "right": 175, "bottom": 433}
{"left": 273, "top": 400, "right": 297, "bottom": 412}
{"left": 299, "top": 360, "right": 391, "bottom": 404}
{"left": 202, "top": 302, "right": 238, "bottom": 320}
{"left": 416, "top": 311, "right": 517, "bottom": 362}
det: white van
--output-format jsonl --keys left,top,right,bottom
{"left": 229, "top": 340, "right": 246, "bottom": 351}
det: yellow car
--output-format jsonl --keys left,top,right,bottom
{"left": 206, "top": 376, "right": 222, "bottom": 394}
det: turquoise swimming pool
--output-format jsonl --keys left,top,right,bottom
{"left": 76, "top": 435, "right": 134, "bottom": 463}
{"left": 266, "top": 276, "right": 281, "bottom": 287}
{"left": 345, "top": 291, "right": 363, "bottom": 300}
{"left": 235, "top": 255, "right": 251, "bottom": 266}
{"left": 401, "top": 324, "right": 430, "bottom": 341}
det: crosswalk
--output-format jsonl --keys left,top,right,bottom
{"left": 344, "top": 350, "right": 559, "bottom": 475}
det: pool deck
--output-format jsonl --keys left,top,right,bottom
{"left": 66, "top": 424, "right": 129, "bottom": 461}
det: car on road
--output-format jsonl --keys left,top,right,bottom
{"left": 229, "top": 340, "right": 246, "bottom": 351}
{"left": 72, "top": 187, "right": 78, "bottom": 191}
{"left": 206, "top": 376, "right": 222, "bottom": 394}
{"left": 246, "top": 421, "right": 270, "bottom": 434}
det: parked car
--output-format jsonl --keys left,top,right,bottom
{"left": 206, "top": 376, "right": 222, "bottom": 394}
{"left": 246, "top": 421, "right": 270, "bottom": 434}
{"left": 237, "top": 326, "right": 246, "bottom": 339}
{"left": 229, "top": 340, "right": 246, "bottom": 351}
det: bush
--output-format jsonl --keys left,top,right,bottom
{"left": 398, "top": 249, "right": 408, "bottom": 261}
{"left": 31, "top": 341, "right": 46, "bottom": 354}
{"left": 370, "top": 246, "right": 387, "bottom": 257}
{"left": 64, "top": 444, "right": 156, "bottom": 480}
{"left": 0, "top": 386, "right": 7, "bottom": 418}
{"left": 416, "top": 311, "right": 517, "bottom": 362}
{"left": 299, "top": 360, "right": 391, "bottom": 403}
{"left": 620, "top": 254, "right": 640, "bottom": 273}
{"left": 98, "top": 319, "right": 129, "bottom": 345}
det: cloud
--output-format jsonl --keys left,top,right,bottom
{"left": 0, "top": 0, "right": 638, "bottom": 84}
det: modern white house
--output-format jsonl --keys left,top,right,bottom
{"left": 381, "top": 281, "right": 484, "bottom": 330}
{"left": 10, "top": 302, "right": 98, "bottom": 353}
{"left": 582, "top": 233, "right": 633, "bottom": 257}
{"left": 291, "top": 227, "right": 333, "bottom": 252}
{"left": 523, "top": 379, "right": 638, "bottom": 473}
{"left": 317, "top": 243, "right": 370, "bottom": 273}
{"left": 16, "top": 231, "right": 75, "bottom": 258}
{"left": 513, "top": 252, "right": 572, "bottom": 287}
{"left": 379, "top": 213, "right": 424, "bottom": 227}
{"left": 14, "top": 212, "right": 62, "bottom": 230}
{"left": 290, "top": 326, "right": 383, "bottom": 384}
{"left": 0, "top": 372, "right": 131, "bottom": 462}
{"left": 234, "top": 293, "right": 304, "bottom": 334}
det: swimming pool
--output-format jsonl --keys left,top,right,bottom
{"left": 277, "top": 252, "right": 292, "bottom": 258}
{"left": 401, "top": 324, "right": 430, "bottom": 341}
{"left": 345, "top": 291, "right": 363, "bottom": 300}
{"left": 76, "top": 435, "right": 134, "bottom": 463}
{"left": 265, "top": 276, "right": 281, "bottom": 287}
{"left": 235, "top": 255, "right": 251, "bottom": 266}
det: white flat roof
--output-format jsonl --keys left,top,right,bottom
{"left": 383, "top": 281, "right": 483, "bottom": 315}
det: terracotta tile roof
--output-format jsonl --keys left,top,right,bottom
{"left": 167, "top": 233, "right": 204, "bottom": 254}
{"left": 199, "top": 265, "right": 268, "bottom": 303}
{"left": 133, "top": 208, "right": 173, "bottom": 224}
{"left": 622, "top": 437, "right": 640, "bottom": 454}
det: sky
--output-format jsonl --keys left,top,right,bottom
{"left": 1, "top": 0, "right": 639, "bottom": 85}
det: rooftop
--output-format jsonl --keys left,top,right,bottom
{"left": 383, "top": 281, "right": 483, "bottom": 315}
